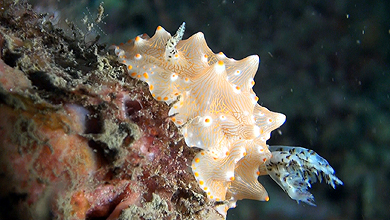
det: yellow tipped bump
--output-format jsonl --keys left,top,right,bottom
{"left": 230, "top": 176, "right": 235, "bottom": 181}
{"left": 135, "top": 53, "right": 142, "bottom": 59}
{"left": 171, "top": 73, "right": 178, "bottom": 81}
{"left": 215, "top": 60, "right": 225, "bottom": 73}
{"left": 128, "top": 65, "right": 133, "bottom": 70}
{"left": 143, "top": 72, "right": 149, "bottom": 79}
{"left": 130, "top": 72, "right": 137, "bottom": 77}
{"left": 157, "top": 26, "right": 163, "bottom": 31}
{"left": 135, "top": 36, "right": 141, "bottom": 42}
{"left": 203, "top": 116, "right": 213, "bottom": 127}
{"left": 265, "top": 196, "right": 270, "bottom": 202}
{"left": 202, "top": 54, "right": 209, "bottom": 62}
{"left": 194, "top": 172, "right": 199, "bottom": 177}
{"left": 195, "top": 158, "right": 200, "bottom": 163}
{"left": 199, "top": 180, "right": 204, "bottom": 185}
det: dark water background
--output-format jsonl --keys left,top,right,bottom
{"left": 30, "top": 0, "right": 390, "bottom": 219}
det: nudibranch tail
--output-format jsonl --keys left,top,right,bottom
{"left": 113, "top": 23, "right": 343, "bottom": 217}
{"left": 192, "top": 143, "right": 246, "bottom": 201}
{"left": 227, "top": 140, "right": 272, "bottom": 204}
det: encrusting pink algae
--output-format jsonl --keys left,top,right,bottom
{"left": 0, "top": 1, "right": 343, "bottom": 219}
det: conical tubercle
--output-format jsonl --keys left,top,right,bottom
{"left": 165, "top": 22, "right": 186, "bottom": 61}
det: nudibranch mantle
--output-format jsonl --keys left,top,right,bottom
{"left": 113, "top": 22, "right": 342, "bottom": 217}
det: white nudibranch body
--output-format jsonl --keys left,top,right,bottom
{"left": 113, "top": 22, "right": 343, "bottom": 217}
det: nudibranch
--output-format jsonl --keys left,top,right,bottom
{"left": 113, "top": 22, "right": 343, "bottom": 217}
